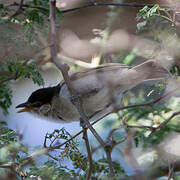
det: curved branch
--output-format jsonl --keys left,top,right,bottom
{"left": 49, "top": 0, "right": 114, "bottom": 177}
{"left": 6, "top": 2, "right": 170, "bottom": 15}
{"left": 61, "top": 2, "right": 169, "bottom": 14}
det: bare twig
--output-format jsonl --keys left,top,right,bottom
{"left": 6, "top": 2, "right": 171, "bottom": 15}
{"left": 10, "top": 0, "right": 24, "bottom": 18}
{"left": 49, "top": 0, "right": 74, "bottom": 94}
{"left": 168, "top": 162, "right": 174, "bottom": 180}
{"left": 0, "top": 71, "right": 11, "bottom": 76}
{"left": 123, "top": 110, "right": 180, "bottom": 136}
{"left": 0, "top": 73, "right": 18, "bottom": 84}
{"left": 82, "top": 128, "right": 93, "bottom": 180}
{"left": 61, "top": 2, "right": 170, "bottom": 14}
{"left": 49, "top": 0, "right": 114, "bottom": 177}
{"left": 148, "top": 110, "right": 180, "bottom": 137}
{"left": 7, "top": 2, "right": 48, "bottom": 12}
{"left": 105, "top": 143, "right": 114, "bottom": 177}
{"left": 75, "top": 100, "right": 115, "bottom": 177}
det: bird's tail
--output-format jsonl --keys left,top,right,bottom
{"left": 132, "top": 60, "right": 170, "bottom": 81}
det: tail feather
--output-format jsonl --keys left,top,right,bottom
{"left": 133, "top": 60, "right": 170, "bottom": 81}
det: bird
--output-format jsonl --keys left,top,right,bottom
{"left": 16, "top": 60, "right": 170, "bottom": 122}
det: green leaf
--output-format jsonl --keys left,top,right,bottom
{"left": 136, "top": 4, "right": 159, "bottom": 21}
{"left": 7, "top": 61, "right": 44, "bottom": 86}
{"left": 147, "top": 4, "right": 159, "bottom": 18}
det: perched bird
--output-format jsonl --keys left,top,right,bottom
{"left": 16, "top": 60, "right": 169, "bottom": 122}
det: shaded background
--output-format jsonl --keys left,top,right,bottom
{"left": 0, "top": 0, "right": 180, "bottom": 178}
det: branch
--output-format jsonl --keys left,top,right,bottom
{"left": 0, "top": 73, "right": 18, "bottom": 84}
{"left": 0, "top": 71, "right": 11, "bottom": 76}
{"left": 61, "top": 2, "right": 170, "bottom": 14}
{"left": 49, "top": 0, "right": 74, "bottom": 94}
{"left": 49, "top": 0, "right": 115, "bottom": 177}
{"left": 148, "top": 110, "right": 180, "bottom": 137}
{"left": 10, "top": 0, "right": 24, "bottom": 18}
{"left": 6, "top": 2, "right": 171, "bottom": 15}
{"left": 82, "top": 128, "right": 93, "bottom": 180}
{"left": 0, "top": 60, "right": 29, "bottom": 84}
{"left": 114, "top": 88, "right": 179, "bottom": 112}
{"left": 7, "top": 2, "right": 48, "bottom": 12}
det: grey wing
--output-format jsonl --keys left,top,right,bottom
{"left": 59, "top": 63, "right": 129, "bottom": 118}
{"left": 70, "top": 63, "right": 130, "bottom": 96}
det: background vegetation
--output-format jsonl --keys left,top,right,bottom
{"left": 0, "top": 0, "right": 180, "bottom": 179}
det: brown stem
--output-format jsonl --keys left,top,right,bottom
{"left": 10, "top": 0, "right": 24, "bottom": 18}
{"left": 61, "top": 2, "right": 170, "bottom": 14}
{"left": 82, "top": 128, "right": 93, "bottom": 180}
{"left": 74, "top": 100, "right": 115, "bottom": 176}
{"left": 49, "top": 0, "right": 115, "bottom": 177}
{"left": 0, "top": 73, "right": 18, "bottom": 84}
{"left": 149, "top": 110, "right": 180, "bottom": 137}
{"left": 0, "top": 71, "right": 11, "bottom": 76}
{"left": 0, "top": 60, "right": 29, "bottom": 84}
{"left": 104, "top": 142, "right": 114, "bottom": 177}
{"left": 7, "top": 2, "right": 171, "bottom": 15}
{"left": 49, "top": 0, "right": 115, "bottom": 176}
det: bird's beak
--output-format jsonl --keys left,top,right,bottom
{"left": 16, "top": 102, "right": 35, "bottom": 113}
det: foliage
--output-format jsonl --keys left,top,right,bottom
{"left": 0, "top": 121, "right": 17, "bottom": 147}
{"left": 0, "top": 81, "right": 12, "bottom": 115}
{"left": 6, "top": 61, "right": 44, "bottom": 86}
{"left": 0, "top": 1, "right": 179, "bottom": 180}
{"left": 0, "top": 60, "right": 44, "bottom": 115}
{"left": 0, "top": 0, "right": 63, "bottom": 25}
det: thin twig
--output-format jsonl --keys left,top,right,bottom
{"left": 6, "top": 2, "right": 171, "bottom": 15}
{"left": 0, "top": 59, "right": 29, "bottom": 84}
{"left": 10, "top": 0, "right": 24, "bottom": 18}
{"left": 0, "top": 71, "right": 11, "bottom": 76}
{"left": 61, "top": 2, "right": 170, "bottom": 14}
{"left": 0, "top": 73, "right": 18, "bottom": 84}
{"left": 49, "top": 0, "right": 108, "bottom": 176}
{"left": 75, "top": 100, "right": 115, "bottom": 177}
{"left": 7, "top": 2, "right": 48, "bottom": 12}
{"left": 114, "top": 88, "right": 179, "bottom": 112}
{"left": 49, "top": 0, "right": 115, "bottom": 177}
{"left": 149, "top": 110, "right": 180, "bottom": 137}
{"left": 49, "top": 0, "right": 74, "bottom": 94}
{"left": 82, "top": 128, "right": 93, "bottom": 180}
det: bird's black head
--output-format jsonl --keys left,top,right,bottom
{"left": 16, "top": 85, "right": 60, "bottom": 113}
